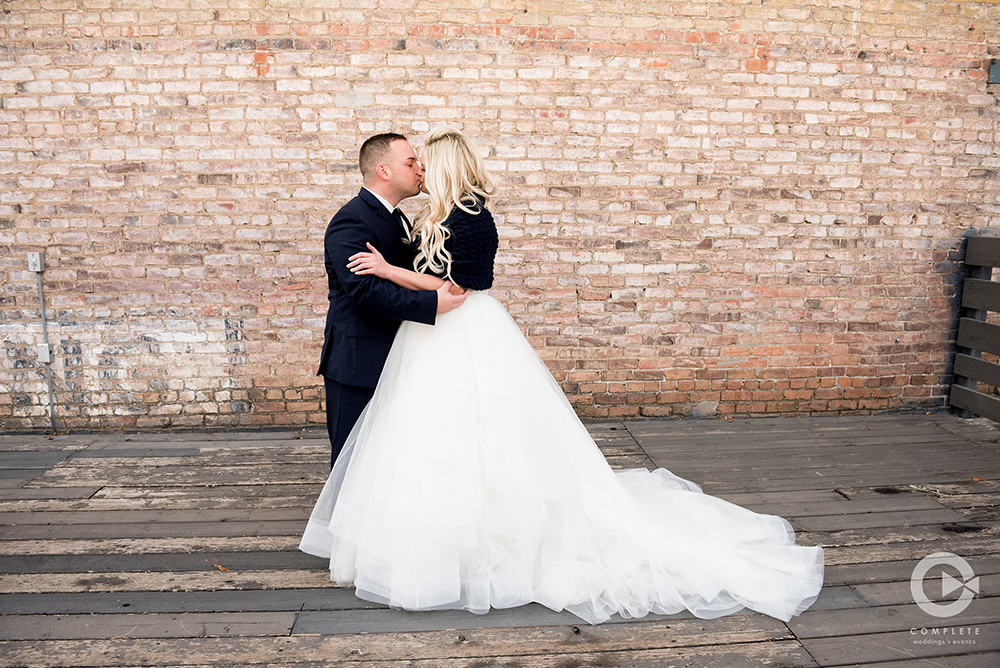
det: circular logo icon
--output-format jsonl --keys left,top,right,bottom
{"left": 910, "top": 552, "right": 979, "bottom": 618}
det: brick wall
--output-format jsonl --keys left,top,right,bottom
{"left": 1, "top": 0, "right": 998, "bottom": 431}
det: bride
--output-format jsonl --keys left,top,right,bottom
{"left": 299, "top": 126, "right": 824, "bottom": 624}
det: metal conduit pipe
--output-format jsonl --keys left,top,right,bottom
{"left": 29, "top": 252, "right": 57, "bottom": 432}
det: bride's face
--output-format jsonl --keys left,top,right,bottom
{"left": 419, "top": 149, "right": 429, "bottom": 194}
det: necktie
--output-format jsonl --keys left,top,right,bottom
{"left": 393, "top": 209, "right": 411, "bottom": 235}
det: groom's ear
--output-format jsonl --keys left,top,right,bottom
{"left": 375, "top": 163, "right": 391, "bottom": 181}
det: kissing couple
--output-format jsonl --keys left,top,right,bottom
{"left": 300, "top": 127, "right": 824, "bottom": 624}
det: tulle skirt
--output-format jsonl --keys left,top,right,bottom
{"left": 300, "top": 293, "right": 824, "bottom": 624}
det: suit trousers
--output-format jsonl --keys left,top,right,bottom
{"left": 324, "top": 376, "right": 374, "bottom": 469}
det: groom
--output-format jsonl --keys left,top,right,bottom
{"left": 319, "top": 133, "right": 467, "bottom": 467}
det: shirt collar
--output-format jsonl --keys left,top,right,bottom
{"left": 362, "top": 187, "right": 396, "bottom": 215}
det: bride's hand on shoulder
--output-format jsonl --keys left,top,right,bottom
{"left": 347, "top": 243, "right": 391, "bottom": 278}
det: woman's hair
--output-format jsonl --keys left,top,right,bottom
{"left": 411, "top": 126, "right": 496, "bottom": 280}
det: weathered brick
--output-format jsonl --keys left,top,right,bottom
{"left": 0, "top": 1, "right": 996, "bottom": 430}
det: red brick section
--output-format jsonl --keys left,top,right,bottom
{"left": 1, "top": 2, "right": 998, "bottom": 430}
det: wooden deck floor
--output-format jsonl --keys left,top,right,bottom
{"left": 1, "top": 413, "right": 998, "bottom": 667}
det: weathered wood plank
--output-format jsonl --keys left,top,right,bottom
{"left": 0, "top": 434, "right": 96, "bottom": 451}
{"left": 936, "top": 492, "right": 1000, "bottom": 509}
{"left": 0, "top": 616, "right": 798, "bottom": 665}
{"left": 639, "top": 443, "right": 1000, "bottom": 467}
{"left": 740, "top": 494, "right": 949, "bottom": 520}
{"left": 26, "top": 464, "right": 328, "bottom": 487}
{"left": 824, "top": 555, "right": 1000, "bottom": 587}
{"left": 0, "top": 588, "right": 376, "bottom": 616}
{"left": 636, "top": 434, "right": 990, "bottom": 455}
{"left": 803, "top": 621, "right": 1000, "bottom": 665}
{"left": 806, "top": 585, "right": 872, "bottom": 611}
{"left": 955, "top": 354, "right": 1000, "bottom": 391}
{"left": 0, "top": 507, "right": 310, "bottom": 526}
{"left": 0, "top": 612, "right": 297, "bottom": 641}
{"left": 0, "top": 486, "right": 101, "bottom": 501}
{"left": 604, "top": 454, "right": 656, "bottom": 469}
{"left": 715, "top": 489, "right": 847, "bottom": 505}
{"left": 692, "top": 470, "right": 1000, "bottom": 495}
{"left": 630, "top": 420, "right": 970, "bottom": 437}
{"left": 961, "top": 277, "right": 1000, "bottom": 313}
{"left": 0, "top": 519, "right": 305, "bottom": 540}
{"left": 0, "top": 536, "right": 300, "bottom": 556}
{"left": 0, "top": 638, "right": 818, "bottom": 668}
{"left": 0, "top": 568, "right": 334, "bottom": 594}
{"left": 793, "top": 507, "right": 970, "bottom": 532}
{"left": 82, "top": 431, "right": 323, "bottom": 447}
{"left": 0, "top": 493, "right": 321, "bottom": 512}
{"left": 788, "top": 596, "right": 1000, "bottom": 639}
{"left": 66, "top": 447, "right": 323, "bottom": 462}
{"left": 0, "top": 451, "right": 72, "bottom": 468}
{"left": 0, "top": 469, "right": 43, "bottom": 480}
{"left": 965, "top": 236, "right": 1000, "bottom": 268}
{"left": 839, "top": 481, "right": 1000, "bottom": 497}
{"left": 822, "top": 534, "right": 1000, "bottom": 567}
{"left": 851, "top": 573, "right": 998, "bottom": 607}
{"left": 638, "top": 442, "right": 1000, "bottom": 465}
{"left": 0, "top": 550, "right": 321, "bottom": 575}
{"left": 800, "top": 522, "right": 1000, "bottom": 550}
{"left": 840, "top": 656, "right": 1000, "bottom": 668}
{"left": 957, "top": 318, "right": 1000, "bottom": 357}
{"left": 290, "top": 605, "right": 687, "bottom": 635}
{"left": 951, "top": 384, "right": 1000, "bottom": 423}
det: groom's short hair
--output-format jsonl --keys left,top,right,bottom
{"left": 359, "top": 133, "right": 407, "bottom": 181}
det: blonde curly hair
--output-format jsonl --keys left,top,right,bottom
{"left": 410, "top": 126, "right": 496, "bottom": 281}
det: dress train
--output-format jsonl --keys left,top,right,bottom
{"left": 300, "top": 293, "right": 824, "bottom": 624}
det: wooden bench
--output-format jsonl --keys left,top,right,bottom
{"left": 950, "top": 235, "right": 1000, "bottom": 421}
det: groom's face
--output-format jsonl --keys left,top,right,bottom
{"left": 385, "top": 139, "right": 423, "bottom": 200}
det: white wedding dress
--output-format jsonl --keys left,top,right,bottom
{"left": 300, "top": 292, "right": 824, "bottom": 624}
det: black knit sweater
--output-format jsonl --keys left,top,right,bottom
{"left": 438, "top": 200, "right": 498, "bottom": 291}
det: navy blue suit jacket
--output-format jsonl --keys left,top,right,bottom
{"left": 318, "top": 189, "right": 437, "bottom": 388}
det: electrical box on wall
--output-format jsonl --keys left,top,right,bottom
{"left": 991, "top": 59, "right": 1000, "bottom": 84}
{"left": 27, "top": 252, "right": 45, "bottom": 273}
{"left": 37, "top": 343, "right": 53, "bottom": 364}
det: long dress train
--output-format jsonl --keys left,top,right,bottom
{"left": 300, "top": 292, "right": 824, "bottom": 624}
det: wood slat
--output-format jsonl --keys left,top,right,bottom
{"left": 0, "top": 535, "right": 300, "bottom": 556}
{"left": 844, "top": 656, "right": 1000, "bottom": 668}
{"left": 954, "top": 353, "right": 1000, "bottom": 389}
{"left": 851, "top": 572, "right": 998, "bottom": 607}
{"left": 824, "top": 554, "right": 1000, "bottom": 587}
{"left": 0, "top": 507, "right": 311, "bottom": 526}
{"left": 957, "top": 318, "right": 1000, "bottom": 357}
{"left": 0, "top": 588, "right": 376, "bottom": 616}
{"left": 0, "top": 638, "right": 819, "bottom": 668}
{"left": 803, "top": 621, "right": 1000, "bottom": 665}
{"left": 290, "top": 606, "right": 685, "bottom": 635}
{"left": 962, "top": 277, "right": 1000, "bottom": 312}
{"left": 799, "top": 522, "right": 1000, "bottom": 551}
{"left": 0, "top": 569, "right": 335, "bottom": 594}
{"left": 788, "top": 596, "right": 1000, "bottom": 639}
{"left": 0, "top": 519, "right": 305, "bottom": 540}
{"left": 0, "top": 616, "right": 797, "bottom": 665}
{"left": 793, "top": 507, "right": 970, "bottom": 532}
{"left": 0, "top": 486, "right": 101, "bottom": 501}
{"left": 0, "top": 550, "right": 321, "bottom": 575}
{"left": 0, "top": 612, "right": 297, "bottom": 641}
{"left": 965, "top": 235, "right": 1000, "bottom": 268}
{"left": 823, "top": 534, "right": 1000, "bottom": 567}
{"left": 950, "top": 384, "right": 1000, "bottom": 423}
